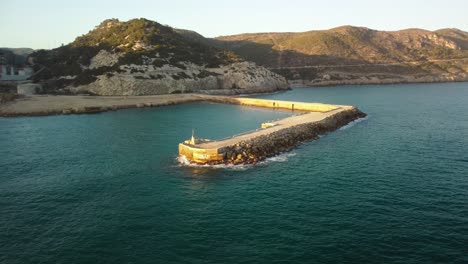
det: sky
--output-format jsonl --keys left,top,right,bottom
{"left": 1, "top": 0, "right": 467, "bottom": 49}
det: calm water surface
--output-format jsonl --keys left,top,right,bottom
{"left": 1, "top": 82, "right": 468, "bottom": 263}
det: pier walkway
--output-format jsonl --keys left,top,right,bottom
{"left": 197, "top": 107, "right": 350, "bottom": 150}
{"left": 179, "top": 96, "right": 359, "bottom": 164}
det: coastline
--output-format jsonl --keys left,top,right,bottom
{"left": 289, "top": 73, "right": 468, "bottom": 87}
{"left": 2, "top": 77, "right": 467, "bottom": 118}
{"left": 0, "top": 84, "right": 295, "bottom": 117}
{"left": 0, "top": 94, "right": 206, "bottom": 118}
{"left": 0, "top": 92, "right": 292, "bottom": 118}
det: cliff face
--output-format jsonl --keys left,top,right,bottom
{"left": 30, "top": 18, "right": 288, "bottom": 95}
{"left": 72, "top": 61, "right": 288, "bottom": 96}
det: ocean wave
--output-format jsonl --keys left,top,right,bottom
{"left": 176, "top": 155, "right": 251, "bottom": 171}
{"left": 176, "top": 152, "right": 297, "bottom": 170}
{"left": 339, "top": 115, "right": 369, "bottom": 130}
{"left": 259, "top": 152, "right": 296, "bottom": 164}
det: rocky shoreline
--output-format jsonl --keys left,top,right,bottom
{"left": 289, "top": 73, "right": 468, "bottom": 87}
{"left": 209, "top": 107, "right": 366, "bottom": 165}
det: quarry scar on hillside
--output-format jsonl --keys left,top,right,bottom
{"left": 179, "top": 96, "right": 366, "bottom": 165}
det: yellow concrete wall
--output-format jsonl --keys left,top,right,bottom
{"left": 179, "top": 143, "right": 224, "bottom": 164}
{"left": 235, "top": 98, "right": 339, "bottom": 112}
{"left": 208, "top": 97, "right": 339, "bottom": 112}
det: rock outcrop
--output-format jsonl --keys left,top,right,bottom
{"left": 73, "top": 61, "right": 289, "bottom": 95}
{"left": 89, "top": 50, "right": 123, "bottom": 69}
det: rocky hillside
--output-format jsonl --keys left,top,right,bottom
{"left": 215, "top": 26, "right": 468, "bottom": 85}
{"left": 30, "top": 18, "right": 288, "bottom": 95}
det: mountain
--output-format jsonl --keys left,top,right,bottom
{"left": 214, "top": 26, "right": 468, "bottom": 85}
{"left": 30, "top": 18, "right": 288, "bottom": 95}
{"left": 0, "top": 48, "right": 34, "bottom": 66}
{"left": 26, "top": 22, "right": 468, "bottom": 90}
{"left": 0, "top": 48, "right": 34, "bottom": 57}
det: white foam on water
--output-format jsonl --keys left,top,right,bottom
{"left": 176, "top": 152, "right": 298, "bottom": 170}
{"left": 176, "top": 155, "right": 251, "bottom": 171}
{"left": 339, "top": 115, "right": 369, "bottom": 130}
{"left": 259, "top": 152, "right": 297, "bottom": 165}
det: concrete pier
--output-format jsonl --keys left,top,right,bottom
{"left": 179, "top": 97, "right": 366, "bottom": 165}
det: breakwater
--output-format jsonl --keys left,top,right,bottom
{"left": 179, "top": 98, "right": 366, "bottom": 165}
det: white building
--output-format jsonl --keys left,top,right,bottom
{"left": 0, "top": 65, "right": 33, "bottom": 81}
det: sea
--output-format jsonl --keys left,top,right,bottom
{"left": 1, "top": 82, "right": 467, "bottom": 263}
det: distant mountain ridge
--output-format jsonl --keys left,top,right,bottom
{"left": 214, "top": 26, "right": 468, "bottom": 66}
{"left": 212, "top": 26, "right": 468, "bottom": 85}
{"left": 0, "top": 48, "right": 34, "bottom": 66}
{"left": 0, "top": 48, "right": 34, "bottom": 57}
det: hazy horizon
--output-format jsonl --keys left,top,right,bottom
{"left": 1, "top": 0, "right": 467, "bottom": 49}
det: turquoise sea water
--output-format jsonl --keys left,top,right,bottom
{"left": 1, "top": 82, "right": 468, "bottom": 263}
